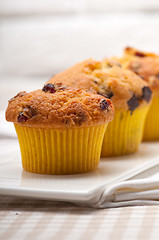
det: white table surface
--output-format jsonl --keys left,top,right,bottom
{"left": 1, "top": 80, "right": 159, "bottom": 240}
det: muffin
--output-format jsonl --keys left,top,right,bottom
{"left": 120, "top": 47, "right": 159, "bottom": 141}
{"left": 47, "top": 59, "right": 152, "bottom": 156}
{"left": 6, "top": 84, "right": 114, "bottom": 174}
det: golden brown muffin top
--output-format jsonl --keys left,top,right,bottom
{"left": 119, "top": 47, "right": 159, "bottom": 92}
{"left": 6, "top": 84, "right": 114, "bottom": 128}
{"left": 47, "top": 58, "right": 152, "bottom": 112}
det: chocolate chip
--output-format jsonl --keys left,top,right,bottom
{"left": 135, "top": 51, "right": 145, "bottom": 57}
{"left": 9, "top": 91, "right": 26, "bottom": 103}
{"left": 17, "top": 112, "right": 28, "bottom": 122}
{"left": 127, "top": 94, "right": 139, "bottom": 112}
{"left": 106, "top": 92, "right": 113, "bottom": 99}
{"left": 142, "top": 86, "right": 152, "bottom": 102}
{"left": 42, "top": 83, "right": 56, "bottom": 93}
{"left": 156, "top": 74, "right": 159, "bottom": 79}
{"left": 98, "top": 92, "right": 114, "bottom": 99}
{"left": 100, "top": 99, "right": 109, "bottom": 111}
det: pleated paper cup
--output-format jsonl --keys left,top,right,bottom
{"left": 101, "top": 105, "right": 150, "bottom": 157}
{"left": 143, "top": 94, "right": 159, "bottom": 141}
{"left": 15, "top": 123, "right": 107, "bottom": 175}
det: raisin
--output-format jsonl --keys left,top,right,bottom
{"left": 135, "top": 51, "right": 145, "bottom": 57}
{"left": 127, "top": 94, "right": 139, "bottom": 113}
{"left": 100, "top": 99, "right": 109, "bottom": 111}
{"left": 17, "top": 112, "right": 28, "bottom": 122}
{"left": 73, "top": 112, "right": 87, "bottom": 126}
{"left": 23, "top": 106, "right": 36, "bottom": 118}
{"left": 142, "top": 86, "right": 152, "bottom": 102}
{"left": 42, "top": 83, "right": 56, "bottom": 93}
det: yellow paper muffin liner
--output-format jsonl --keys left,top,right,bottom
{"left": 101, "top": 105, "right": 150, "bottom": 157}
{"left": 143, "top": 94, "right": 159, "bottom": 141}
{"left": 14, "top": 124, "right": 107, "bottom": 175}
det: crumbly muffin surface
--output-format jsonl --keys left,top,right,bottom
{"left": 6, "top": 85, "right": 114, "bottom": 128}
{"left": 120, "top": 47, "right": 159, "bottom": 92}
{"left": 47, "top": 58, "right": 152, "bottom": 111}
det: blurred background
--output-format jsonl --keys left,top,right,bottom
{"left": 1, "top": 0, "right": 159, "bottom": 110}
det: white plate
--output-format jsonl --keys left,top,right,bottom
{"left": 0, "top": 139, "right": 159, "bottom": 205}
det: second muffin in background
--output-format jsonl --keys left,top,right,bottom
{"left": 47, "top": 59, "right": 152, "bottom": 156}
{"left": 6, "top": 84, "right": 114, "bottom": 174}
{"left": 120, "top": 47, "right": 159, "bottom": 141}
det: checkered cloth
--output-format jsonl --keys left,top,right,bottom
{"left": 1, "top": 196, "right": 159, "bottom": 240}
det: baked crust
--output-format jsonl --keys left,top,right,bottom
{"left": 120, "top": 47, "right": 159, "bottom": 93}
{"left": 48, "top": 59, "right": 101, "bottom": 93}
{"left": 6, "top": 87, "right": 114, "bottom": 128}
{"left": 47, "top": 58, "right": 151, "bottom": 111}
